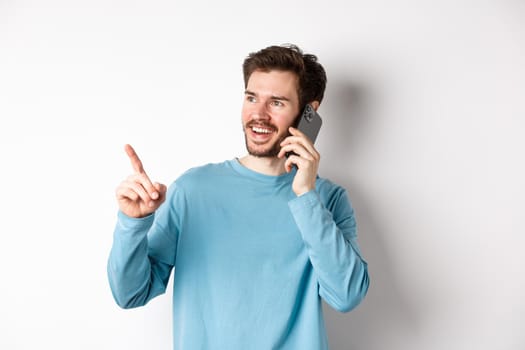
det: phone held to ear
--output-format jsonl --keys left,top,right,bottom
{"left": 286, "top": 104, "right": 322, "bottom": 157}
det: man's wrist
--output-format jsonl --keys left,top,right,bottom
{"left": 294, "top": 187, "right": 315, "bottom": 197}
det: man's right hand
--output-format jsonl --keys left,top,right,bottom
{"left": 115, "top": 144, "right": 167, "bottom": 218}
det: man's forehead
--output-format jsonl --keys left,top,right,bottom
{"left": 246, "top": 70, "right": 299, "bottom": 100}
{"left": 248, "top": 69, "right": 298, "bottom": 82}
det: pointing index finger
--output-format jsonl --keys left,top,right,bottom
{"left": 123, "top": 144, "right": 160, "bottom": 201}
{"left": 124, "top": 144, "right": 145, "bottom": 174}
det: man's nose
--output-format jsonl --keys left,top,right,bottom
{"left": 251, "top": 102, "right": 270, "bottom": 120}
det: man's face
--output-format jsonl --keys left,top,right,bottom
{"left": 241, "top": 70, "right": 301, "bottom": 158}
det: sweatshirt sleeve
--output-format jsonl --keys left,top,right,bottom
{"left": 107, "top": 183, "right": 181, "bottom": 309}
{"left": 288, "top": 188, "right": 369, "bottom": 312}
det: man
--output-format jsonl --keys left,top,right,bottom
{"left": 108, "top": 44, "right": 369, "bottom": 349}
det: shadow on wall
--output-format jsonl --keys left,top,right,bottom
{"left": 320, "top": 80, "right": 420, "bottom": 349}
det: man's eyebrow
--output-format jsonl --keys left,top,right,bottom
{"left": 271, "top": 95, "right": 291, "bottom": 102}
{"left": 244, "top": 90, "right": 291, "bottom": 101}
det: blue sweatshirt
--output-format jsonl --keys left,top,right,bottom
{"left": 108, "top": 159, "right": 369, "bottom": 349}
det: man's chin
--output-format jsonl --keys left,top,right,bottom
{"left": 245, "top": 141, "right": 281, "bottom": 158}
{"left": 247, "top": 147, "right": 280, "bottom": 158}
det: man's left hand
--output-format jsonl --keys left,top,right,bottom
{"left": 278, "top": 127, "right": 320, "bottom": 196}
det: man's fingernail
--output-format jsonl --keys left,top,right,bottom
{"left": 152, "top": 192, "right": 159, "bottom": 199}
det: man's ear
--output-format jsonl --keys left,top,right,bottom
{"left": 310, "top": 101, "right": 320, "bottom": 111}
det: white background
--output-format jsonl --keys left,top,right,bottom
{"left": 1, "top": 1, "right": 524, "bottom": 349}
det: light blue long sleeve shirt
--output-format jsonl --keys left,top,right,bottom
{"left": 108, "top": 159, "right": 369, "bottom": 349}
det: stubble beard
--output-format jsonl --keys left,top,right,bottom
{"left": 243, "top": 123, "right": 288, "bottom": 158}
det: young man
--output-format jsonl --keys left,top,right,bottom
{"left": 108, "top": 44, "right": 369, "bottom": 349}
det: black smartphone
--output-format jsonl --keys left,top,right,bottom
{"left": 286, "top": 104, "right": 322, "bottom": 157}
{"left": 295, "top": 104, "right": 322, "bottom": 143}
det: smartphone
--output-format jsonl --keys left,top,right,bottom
{"left": 295, "top": 104, "right": 322, "bottom": 143}
{"left": 286, "top": 104, "right": 322, "bottom": 157}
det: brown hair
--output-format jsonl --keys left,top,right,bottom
{"left": 242, "top": 44, "right": 327, "bottom": 109}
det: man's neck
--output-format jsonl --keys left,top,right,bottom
{"left": 238, "top": 154, "right": 287, "bottom": 176}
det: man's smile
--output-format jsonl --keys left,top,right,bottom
{"left": 251, "top": 126, "right": 273, "bottom": 134}
{"left": 246, "top": 122, "right": 278, "bottom": 143}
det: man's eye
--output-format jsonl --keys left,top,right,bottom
{"left": 246, "top": 96, "right": 256, "bottom": 103}
{"left": 271, "top": 100, "right": 284, "bottom": 107}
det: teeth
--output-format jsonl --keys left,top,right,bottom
{"left": 252, "top": 126, "right": 272, "bottom": 134}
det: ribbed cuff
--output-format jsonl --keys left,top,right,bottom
{"left": 117, "top": 211, "right": 155, "bottom": 231}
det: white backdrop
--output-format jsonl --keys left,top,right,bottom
{"left": 1, "top": 1, "right": 524, "bottom": 349}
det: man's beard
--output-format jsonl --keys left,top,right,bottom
{"left": 243, "top": 122, "right": 288, "bottom": 158}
